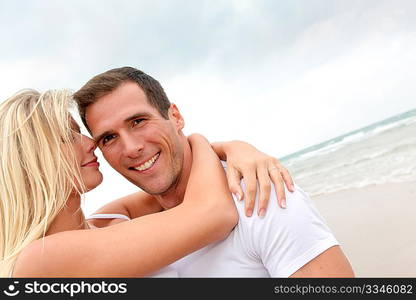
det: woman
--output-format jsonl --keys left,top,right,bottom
{"left": 0, "top": 89, "right": 291, "bottom": 277}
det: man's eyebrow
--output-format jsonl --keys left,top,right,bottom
{"left": 124, "top": 112, "right": 151, "bottom": 123}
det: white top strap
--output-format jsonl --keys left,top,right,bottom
{"left": 86, "top": 213, "right": 131, "bottom": 221}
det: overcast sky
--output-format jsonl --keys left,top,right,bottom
{"left": 1, "top": 0, "right": 415, "bottom": 214}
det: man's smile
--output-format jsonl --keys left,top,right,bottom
{"left": 129, "top": 152, "right": 160, "bottom": 172}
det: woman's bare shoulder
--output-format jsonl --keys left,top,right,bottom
{"left": 13, "top": 230, "right": 94, "bottom": 277}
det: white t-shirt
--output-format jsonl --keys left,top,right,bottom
{"left": 88, "top": 164, "right": 339, "bottom": 277}
{"left": 168, "top": 164, "right": 339, "bottom": 277}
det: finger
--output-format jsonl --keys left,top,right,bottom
{"left": 269, "top": 168, "right": 286, "bottom": 208}
{"left": 242, "top": 169, "right": 257, "bottom": 217}
{"left": 273, "top": 159, "right": 295, "bottom": 192}
{"left": 279, "top": 167, "right": 295, "bottom": 192}
{"left": 256, "top": 165, "right": 271, "bottom": 217}
{"left": 225, "top": 165, "right": 244, "bottom": 201}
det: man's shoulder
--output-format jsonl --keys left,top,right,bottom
{"left": 221, "top": 161, "right": 327, "bottom": 228}
{"left": 234, "top": 184, "right": 318, "bottom": 223}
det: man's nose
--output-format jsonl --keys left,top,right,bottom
{"left": 121, "top": 133, "right": 144, "bottom": 159}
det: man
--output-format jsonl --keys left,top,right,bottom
{"left": 74, "top": 67, "right": 354, "bottom": 277}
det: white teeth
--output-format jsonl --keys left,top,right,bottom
{"left": 134, "top": 153, "right": 159, "bottom": 171}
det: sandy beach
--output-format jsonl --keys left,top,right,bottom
{"left": 312, "top": 181, "right": 416, "bottom": 277}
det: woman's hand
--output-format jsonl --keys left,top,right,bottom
{"left": 211, "top": 140, "right": 295, "bottom": 217}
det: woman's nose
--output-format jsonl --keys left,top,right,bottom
{"left": 82, "top": 135, "right": 97, "bottom": 152}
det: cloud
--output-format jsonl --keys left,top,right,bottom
{"left": 1, "top": 0, "right": 416, "bottom": 214}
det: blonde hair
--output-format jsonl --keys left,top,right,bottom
{"left": 0, "top": 89, "right": 86, "bottom": 277}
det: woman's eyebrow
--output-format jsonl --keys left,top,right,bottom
{"left": 70, "top": 120, "right": 81, "bottom": 133}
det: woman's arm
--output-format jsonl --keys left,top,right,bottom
{"left": 212, "top": 140, "right": 294, "bottom": 216}
{"left": 88, "top": 138, "right": 294, "bottom": 223}
{"left": 13, "top": 135, "right": 238, "bottom": 277}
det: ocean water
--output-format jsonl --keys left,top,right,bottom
{"left": 281, "top": 108, "right": 416, "bottom": 197}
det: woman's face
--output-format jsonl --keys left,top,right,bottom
{"left": 69, "top": 119, "right": 103, "bottom": 192}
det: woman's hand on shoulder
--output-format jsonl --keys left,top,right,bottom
{"left": 210, "top": 139, "right": 295, "bottom": 217}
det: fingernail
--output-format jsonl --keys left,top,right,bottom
{"left": 258, "top": 209, "right": 266, "bottom": 218}
{"left": 246, "top": 209, "right": 253, "bottom": 217}
{"left": 281, "top": 202, "right": 287, "bottom": 209}
{"left": 233, "top": 193, "right": 241, "bottom": 201}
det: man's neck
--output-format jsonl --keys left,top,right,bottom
{"left": 153, "top": 138, "right": 193, "bottom": 210}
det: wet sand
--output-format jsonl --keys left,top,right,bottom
{"left": 312, "top": 181, "right": 416, "bottom": 277}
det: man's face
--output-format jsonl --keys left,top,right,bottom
{"left": 85, "top": 82, "right": 185, "bottom": 195}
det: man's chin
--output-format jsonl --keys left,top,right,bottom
{"left": 141, "top": 185, "right": 171, "bottom": 196}
{"left": 130, "top": 181, "right": 172, "bottom": 196}
{"left": 124, "top": 172, "right": 178, "bottom": 196}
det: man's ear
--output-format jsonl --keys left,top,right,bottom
{"left": 168, "top": 103, "right": 185, "bottom": 130}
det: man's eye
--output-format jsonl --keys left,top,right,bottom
{"left": 102, "top": 134, "right": 116, "bottom": 145}
{"left": 132, "top": 118, "right": 145, "bottom": 126}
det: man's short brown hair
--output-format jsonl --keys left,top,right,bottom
{"left": 73, "top": 67, "right": 171, "bottom": 131}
